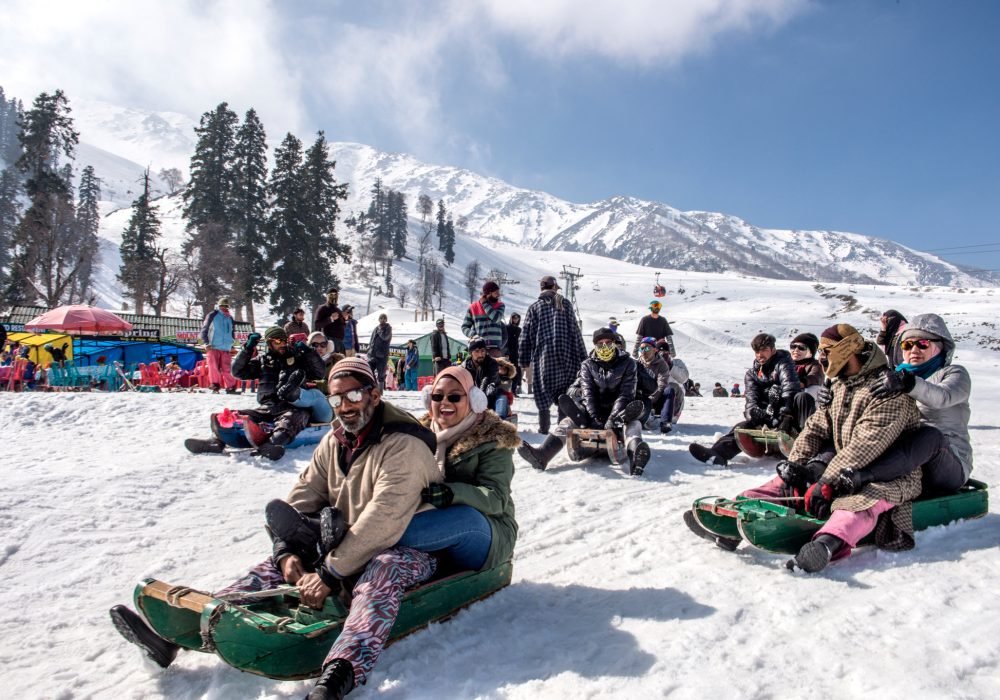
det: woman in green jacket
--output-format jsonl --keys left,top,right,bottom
{"left": 398, "top": 366, "right": 519, "bottom": 570}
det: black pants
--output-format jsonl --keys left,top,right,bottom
{"left": 864, "top": 425, "right": 966, "bottom": 495}
{"left": 434, "top": 359, "right": 451, "bottom": 376}
{"left": 792, "top": 392, "right": 816, "bottom": 432}
{"left": 712, "top": 421, "right": 755, "bottom": 461}
{"left": 369, "top": 357, "right": 388, "bottom": 390}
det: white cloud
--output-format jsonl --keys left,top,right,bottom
{"left": 479, "top": 0, "right": 811, "bottom": 64}
{"left": 0, "top": 0, "right": 306, "bottom": 136}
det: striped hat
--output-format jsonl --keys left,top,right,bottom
{"left": 329, "top": 356, "right": 377, "bottom": 387}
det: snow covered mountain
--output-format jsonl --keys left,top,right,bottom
{"left": 62, "top": 99, "right": 994, "bottom": 316}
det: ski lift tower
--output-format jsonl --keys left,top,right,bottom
{"left": 559, "top": 265, "right": 584, "bottom": 330}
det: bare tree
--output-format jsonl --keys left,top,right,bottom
{"left": 145, "top": 248, "right": 184, "bottom": 316}
{"left": 158, "top": 167, "right": 184, "bottom": 195}
{"left": 464, "top": 259, "right": 481, "bottom": 302}
{"left": 395, "top": 283, "right": 410, "bottom": 308}
{"left": 455, "top": 215, "right": 468, "bottom": 235}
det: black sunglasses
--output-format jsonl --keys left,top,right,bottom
{"left": 431, "top": 392, "right": 466, "bottom": 404}
{"left": 789, "top": 343, "right": 809, "bottom": 352}
{"left": 310, "top": 342, "right": 326, "bottom": 348}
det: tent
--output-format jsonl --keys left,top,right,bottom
{"left": 72, "top": 338, "right": 204, "bottom": 371}
{"left": 5, "top": 332, "right": 75, "bottom": 365}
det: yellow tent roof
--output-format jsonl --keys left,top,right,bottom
{"left": 5, "top": 332, "right": 74, "bottom": 365}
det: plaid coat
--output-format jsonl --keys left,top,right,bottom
{"left": 789, "top": 343, "right": 922, "bottom": 550}
{"left": 518, "top": 290, "right": 588, "bottom": 412}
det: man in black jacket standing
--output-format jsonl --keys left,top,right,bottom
{"left": 688, "top": 333, "right": 801, "bottom": 467}
{"left": 367, "top": 314, "right": 393, "bottom": 390}
{"left": 430, "top": 318, "right": 452, "bottom": 375}
{"left": 462, "top": 337, "right": 500, "bottom": 409}
{"left": 506, "top": 313, "right": 523, "bottom": 394}
{"left": 633, "top": 299, "right": 674, "bottom": 357}
{"left": 314, "top": 288, "right": 345, "bottom": 352}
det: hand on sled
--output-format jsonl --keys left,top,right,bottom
{"left": 776, "top": 414, "right": 796, "bottom": 435}
{"left": 803, "top": 482, "right": 835, "bottom": 519}
{"left": 297, "top": 572, "right": 332, "bottom": 609}
{"left": 280, "top": 554, "right": 306, "bottom": 585}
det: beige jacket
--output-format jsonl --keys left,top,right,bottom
{"left": 286, "top": 402, "right": 441, "bottom": 576}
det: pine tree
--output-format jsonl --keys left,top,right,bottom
{"left": 436, "top": 199, "right": 447, "bottom": 251}
{"left": 118, "top": 169, "right": 161, "bottom": 315}
{"left": 0, "top": 166, "right": 21, "bottom": 293}
{"left": 444, "top": 215, "right": 456, "bottom": 265}
{"left": 389, "top": 189, "right": 408, "bottom": 260}
{"left": 0, "top": 88, "right": 25, "bottom": 165}
{"left": 230, "top": 108, "right": 269, "bottom": 325}
{"left": 368, "top": 178, "right": 390, "bottom": 263}
{"left": 71, "top": 165, "right": 101, "bottom": 303}
{"left": 5, "top": 90, "right": 80, "bottom": 307}
{"left": 266, "top": 133, "right": 307, "bottom": 316}
{"left": 182, "top": 102, "right": 238, "bottom": 314}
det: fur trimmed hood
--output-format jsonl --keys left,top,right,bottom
{"left": 418, "top": 409, "right": 521, "bottom": 458}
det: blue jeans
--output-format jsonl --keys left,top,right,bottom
{"left": 494, "top": 395, "right": 510, "bottom": 419}
{"left": 397, "top": 505, "right": 492, "bottom": 571}
{"left": 404, "top": 367, "right": 418, "bottom": 391}
{"left": 292, "top": 387, "right": 333, "bottom": 423}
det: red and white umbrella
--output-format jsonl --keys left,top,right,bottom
{"left": 25, "top": 305, "right": 134, "bottom": 335}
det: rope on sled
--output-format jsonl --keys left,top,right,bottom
{"left": 165, "top": 585, "right": 208, "bottom": 606}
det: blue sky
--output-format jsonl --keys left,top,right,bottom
{"left": 3, "top": 0, "right": 998, "bottom": 274}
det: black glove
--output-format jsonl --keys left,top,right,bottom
{"left": 871, "top": 369, "right": 915, "bottom": 399}
{"left": 277, "top": 369, "right": 305, "bottom": 403}
{"left": 745, "top": 406, "right": 768, "bottom": 426}
{"left": 245, "top": 332, "right": 262, "bottom": 349}
{"left": 825, "top": 468, "right": 874, "bottom": 496}
{"left": 777, "top": 414, "right": 796, "bottom": 435}
{"left": 777, "top": 459, "right": 827, "bottom": 493}
{"left": 766, "top": 385, "right": 782, "bottom": 403}
{"left": 816, "top": 381, "right": 833, "bottom": 408}
{"left": 421, "top": 483, "right": 454, "bottom": 509}
{"left": 290, "top": 340, "right": 309, "bottom": 357}
{"left": 803, "top": 482, "right": 835, "bottom": 519}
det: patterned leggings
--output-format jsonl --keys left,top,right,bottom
{"left": 213, "top": 546, "right": 436, "bottom": 687}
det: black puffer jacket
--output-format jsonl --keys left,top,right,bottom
{"left": 743, "top": 349, "right": 801, "bottom": 422}
{"left": 579, "top": 347, "right": 637, "bottom": 422}
{"left": 232, "top": 343, "right": 327, "bottom": 407}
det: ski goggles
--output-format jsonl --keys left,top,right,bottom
{"left": 900, "top": 338, "right": 936, "bottom": 351}
{"left": 639, "top": 344, "right": 654, "bottom": 353}
{"left": 431, "top": 392, "right": 466, "bottom": 404}
{"left": 328, "top": 386, "right": 371, "bottom": 408}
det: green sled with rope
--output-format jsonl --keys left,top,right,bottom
{"left": 691, "top": 479, "right": 988, "bottom": 554}
{"left": 132, "top": 561, "right": 513, "bottom": 680}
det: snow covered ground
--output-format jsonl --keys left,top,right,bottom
{"left": 3, "top": 265, "right": 999, "bottom": 699}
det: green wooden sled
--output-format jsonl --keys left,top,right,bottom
{"left": 133, "top": 561, "right": 513, "bottom": 680}
{"left": 691, "top": 479, "right": 989, "bottom": 554}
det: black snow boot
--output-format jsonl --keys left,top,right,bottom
{"left": 109, "top": 605, "right": 180, "bottom": 668}
{"left": 627, "top": 438, "right": 651, "bottom": 477}
{"left": 517, "top": 434, "right": 564, "bottom": 471}
{"left": 787, "top": 534, "right": 844, "bottom": 573}
{"left": 266, "top": 499, "right": 321, "bottom": 563}
{"left": 256, "top": 442, "right": 286, "bottom": 460}
{"left": 617, "top": 399, "right": 645, "bottom": 426}
{"left": 184, "top": 437, "right": 226, "bottom": 454}
{"left": 307, "top": 658, "right": 355, "bottom": 700}
{"left": 682, "top": 510, "right": 740, "bottom": 552}
{"left": 688, "top": 443, "right": 728, "bottom": 467}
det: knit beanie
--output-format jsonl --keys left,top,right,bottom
{"left": 592, "top": 327, "right": 616, "bottom": 344}
{"left": 468, "top": 337, "right": 487, "bottom": 351}
{"left": 791, "top": 332, "right": 819, "bottom": 357}
{"left": 263, "top": 326, "right": 288, "bottom": 342}
{"left": 329, "top": 356, "right": 377, "bottom": 387}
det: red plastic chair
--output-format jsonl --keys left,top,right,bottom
{"left": 6, "top": 358, "right": 28, "bottom": 392}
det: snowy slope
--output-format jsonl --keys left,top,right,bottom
{"left": 2, "top": 262, "right": 999, "bottom": 699}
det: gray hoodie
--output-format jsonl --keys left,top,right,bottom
{"left": 900, "top": 313, "right": 973, "bottom": 479}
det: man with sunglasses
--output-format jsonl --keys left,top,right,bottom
{"left": 115, "top": 357, "right": 440, "bottom": 699}
{"left": 633, "top": 299, "right": 674, "bottom": 358}
{"left": 228, "top": 326, "right": 328, "bottom": 459}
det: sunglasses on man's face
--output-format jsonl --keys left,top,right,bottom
{"left": 329, "top": 387, "right": 370, "bottom": 408}
{"left": 639, "top": 344, "right": 653, "bottom": 352}
{"left": 789, "top": 343, "right": 809, "bottom": 352}
{"left": 901, "top": 338, "right": 935, "bottom": 351}
{"left": 431, "top": 392, "right": 466, "bottom": 404}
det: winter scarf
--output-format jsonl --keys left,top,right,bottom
{"left": 430, "top": 412, "right": 482, "bottom": 474}
{"left": 896, "top": 353, "right": 946, "bottom": 379}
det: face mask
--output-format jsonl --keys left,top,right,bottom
{"left": 595, "top": 344, "right": 616, "bottom": 362}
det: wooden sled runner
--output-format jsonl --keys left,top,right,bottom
{"left": 132, "top": 561, "right": 513, "bottom": 680}
{"left": 690, "top": 479, "right": 989, "bottom": 554}
{"left": 734, "top": 427, "right": 795, "bottom": 458}
{"left": 565, "top": 428, "right": 627, "bottom": 472}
